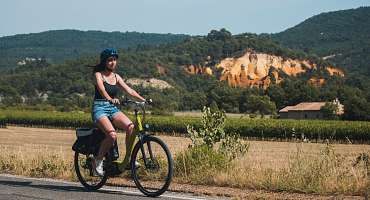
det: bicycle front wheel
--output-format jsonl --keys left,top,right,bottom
{"left": 131, "top": 135, "right": 173, "bottom": 197}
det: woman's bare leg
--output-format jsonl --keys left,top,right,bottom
{"left": 96, "top": 116, "right": 117, "bottom": 160}
{"left": 112, "top": 112, "right": 135, "bottom": 168}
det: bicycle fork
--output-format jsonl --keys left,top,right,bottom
{"left": 135, "top": 110, "right": 156, "bottom": 169}
{"left": 138, "top": 134, "right": 155, "bottom": 168}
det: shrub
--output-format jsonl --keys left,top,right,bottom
{"left": 187, "top": 107, "right": 249, "bottom": 160}
{"left": 174, "top": 107, "right": 249, "bottom": 184}
{"left": 219, "top": 132, "right": 249, "bottom": 160}
{"left": 187, "top": 107, "right": 226, "bottom": 148}
{"left": 174, "top": 145, "right": 229, "bottom": 183}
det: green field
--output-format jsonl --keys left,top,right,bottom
{"left": 1, "top": 109, "right": 370, "bottom": 143}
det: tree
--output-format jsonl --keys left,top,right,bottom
{"left": 241, "top": 95, "right": 277, "bottom": 116}
{"left": 206, "top": 28, "right": 232, "bottom": 42}
{"left": 180, "top": 91, "right": 207, "bottom": 110}
{"left": 206, "top": 83, "right": 241, "bottom": 113}
{"left": 320, "top": 102, "right": 339, "bottom": 120}
{"left": 342, "top": 95, "right": 370, "bottom": 121}
{"left": 266, "top": 85, "right": 286, "bottom": 109}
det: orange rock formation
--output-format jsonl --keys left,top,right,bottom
{"left": 326, "top": 67, "right": 344, "bottom": 77}
{"left": 216, "top": 51, "right": 317, "bottom": 88}
{"left": 184, "top": 65, "right": 213, "bottom": 76}
{"left": 184, "top": 51, "right": 344, "bottom": 88}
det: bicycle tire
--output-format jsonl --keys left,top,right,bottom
{"left": 74, "top": 152, "right": 108, "bottom": 190}
{"left": 131, "top": 135, "right": 173, "bottom": 197}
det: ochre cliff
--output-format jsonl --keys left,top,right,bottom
{"left": 326, "top": 67, "right": 344, "bottom": 77}
{"left": 184, "top": 51, "right": 344, "bottom": 88}
{"left": 184, "top": 65, "right": 213, "bottom": 76}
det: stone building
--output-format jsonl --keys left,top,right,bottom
{"left": 279, "top": 99, "right": 344, "bottom": 119}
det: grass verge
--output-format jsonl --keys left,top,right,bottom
{"left": 1, "top": 142, "right": 369, "bottom": 196}
{"left": 172, "top": 143, "right": 369, "bottom": 196}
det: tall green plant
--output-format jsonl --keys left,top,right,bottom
{"left": 187, "top": 107, "right": 226, "bottom": 148}
{"left": 187, "top": 107, "right": 249, "bottom": 160}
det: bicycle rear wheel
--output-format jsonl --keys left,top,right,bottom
{"left": 74, "top": 152, "right": 108, "bottom": 190}
{"left": 131, "top": 135, "right": 173, "bottom": 197}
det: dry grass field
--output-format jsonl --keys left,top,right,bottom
{"left": 0, "top": 126, "right": 190, "bottom": 158}
{"left": 0, "top": 126, "right": 369, "bottom": 199}
{"left": 1, "top": 126, "right": 368, "bottom": 168}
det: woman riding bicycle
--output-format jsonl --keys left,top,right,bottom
{"left": 91, "top": 48, "right": 146, "bottom": 176}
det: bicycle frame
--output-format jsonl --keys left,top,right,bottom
{"left": 129, "top": 100, "right": 155, "bottom": 168}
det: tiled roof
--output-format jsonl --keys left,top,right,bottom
{"left": 279, "top": 106, "right": 295, "bottom": 112}
{"left": 279, "top": 102, "right": 326, "bottom": 112}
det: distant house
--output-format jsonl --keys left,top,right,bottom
{"left": 279, "top": 99, "right": 344, "bottom": 119}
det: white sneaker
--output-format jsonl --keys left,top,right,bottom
{"left": 124, "top": 161, "right": 141, "bottom": 170}
{"left": 134, "top": 161, "right": 141, "bottom": 168}
{"left": 94, "top": 158, "right": 105, "bottom": 177}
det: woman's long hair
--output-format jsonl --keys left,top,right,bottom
{"left": 88, "top": 60, "right": 106, "bottom": 73}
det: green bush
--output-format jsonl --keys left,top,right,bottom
{"left": 187, "top": 107, "right": 227, "bottom": 148}
{"left": 174, "top": 145, "right": 229, "bottom": 183}
{"left": 187, "top": 107, "right": 249, "bottom": 159}
{"left": 174, "top": 107, "right": 249, "bottom": 184}
{"left": 219, "top": 132, "right": 249, "bottom": 160}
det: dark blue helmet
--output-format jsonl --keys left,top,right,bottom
{"left": 100, "top": 48, "right": 118, "bottom": 62}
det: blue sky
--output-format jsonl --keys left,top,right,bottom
{"left": 1, "top": 0, "right": 370, "bottom": 37}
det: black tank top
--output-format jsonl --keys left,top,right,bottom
{"left": 94, "top": 73, "right": 119, "bottom": 100}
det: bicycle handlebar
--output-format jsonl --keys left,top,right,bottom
{"left": 122, "top": 98, "right": 152, "bottom": 107}
{"left": 121, "top": 98, "right": 152, "bottom": 125}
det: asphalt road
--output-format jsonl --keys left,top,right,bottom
{"left": 0, "top": 174, "right": 228, "bottom": 200}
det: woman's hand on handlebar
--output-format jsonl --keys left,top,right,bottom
{"left": 109, "top": 98, "right": 120, "bottom": 105}
{"left": 145, "top": 99, "right": 153, "bottom": 105}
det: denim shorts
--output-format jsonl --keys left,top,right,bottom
{"left": 91, "top": 100, "right": 120, "bottom": 123}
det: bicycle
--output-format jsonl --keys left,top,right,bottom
{"left": 72, "top": 98, "right": 173, "bottom": 197}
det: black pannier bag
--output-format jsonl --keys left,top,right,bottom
{"left": 72, "top": 128, "right": 119, "bottom": 160}
{"left": 72, "top": 128, "right": 105, "bottom": 155}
